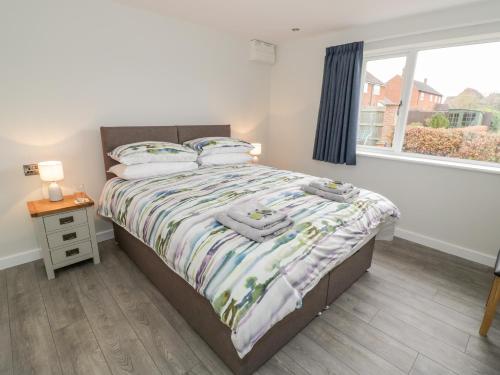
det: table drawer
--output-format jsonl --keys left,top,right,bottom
{"left": 44, "top": 209, "right": 87, "bottom": 233}
{"left": 51, "top": 241, "right": 93, "bottom": 265}
{"left": 47, "top": 225, "right": 90, "bottom": 249}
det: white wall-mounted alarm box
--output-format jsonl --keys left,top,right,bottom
{"left": 249, "top": 39, "right": 276, "bottom": 64}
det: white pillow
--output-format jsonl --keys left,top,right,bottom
{"left": 108, "top": 141, "right": 197, "bottom": 165}
{"left": 109, "top": 162, "right": 198, "bottom": 180}
{"left": 198, "top": 153, "right": 252, "bottom": 166}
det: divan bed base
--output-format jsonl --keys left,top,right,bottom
{"left": 113, "top": 223, "right": 375, "bottom": 375}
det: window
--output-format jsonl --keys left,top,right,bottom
{"left": 358, "top": 40, "right": 500, "bottom": 166}
{"left": 357, "top": 56, "right": 406, "bottom": 148}
{"left": 462, "top": 111, "right": 477, "bottom": 126}
{"left": 448, "top": 112, "right": 460, "bottom": 128}
{"left": 363, "top": 83, "right": 368, "bottom": 93}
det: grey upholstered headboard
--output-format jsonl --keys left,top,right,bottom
{"left": 100, "top": 125, "right": 230, "bottom": 180}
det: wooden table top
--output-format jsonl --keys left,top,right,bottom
{"left": 27, "top": 193, "right": 94, "bottom": 217}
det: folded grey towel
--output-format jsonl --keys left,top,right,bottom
{"left": 227, "top": 202, "right": 288, "bottom": 230}
{"left": 310, "top": 179, "right": 353, "bottom": 194}
{"left": 302, "top": 185, "right": 360, "bottom": 203}
{"left": 216, "top": 212, "right": 293, "bottom": 242}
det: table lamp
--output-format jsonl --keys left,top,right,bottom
{"left": 250, "top": 143, "right": 262, "bottom": 162}
{"left": 38, "top": 161, "right": 64, "bottom": 202}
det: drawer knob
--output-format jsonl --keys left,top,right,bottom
{"left": 65, "top": 248, "right": 80, "bottom": 257}
{"left": 62, "top": 232, "right": 77, "bottom": 241}
{"left": 59, "top": 216, "right": 74, "bottom": 225}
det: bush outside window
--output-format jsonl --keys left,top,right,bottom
{"left": 357, "top": 41, "right": 500, "bottom": 165}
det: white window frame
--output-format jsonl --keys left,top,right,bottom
{"left": 373, "top": 84, "right": 381, "bottom": 95}
{"left": 356, "top": 34, "right": 500, "bottom": 174}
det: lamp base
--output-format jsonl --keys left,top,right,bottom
{"left": 48, "top": 182, "right": 63, "bottom": 202}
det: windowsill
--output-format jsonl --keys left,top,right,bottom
{"left": 357, "top": 149, "right": 500, "bottom": 175}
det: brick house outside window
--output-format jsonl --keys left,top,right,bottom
{"left": 360, "top": 72, "right": 444, "bottom": 147}
{"left": 384, "top": 75, "right": 443, "bottom": 112}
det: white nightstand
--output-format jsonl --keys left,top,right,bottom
{"left": 27, "top": 193, "right": 100, "bottom": 279}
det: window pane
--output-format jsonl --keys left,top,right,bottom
{"left": 358, "top": 56, "right": 406, "bottom": 148}
{"left": 403, "top": 42, "right": 500, "bottom": 164}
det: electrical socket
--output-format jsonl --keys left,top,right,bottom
{"left": 23, "top": 163, "right": 39, "bottom": 176}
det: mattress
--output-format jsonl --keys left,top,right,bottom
{"left": 98, "top": 164, "right": 400, "bottom": 357}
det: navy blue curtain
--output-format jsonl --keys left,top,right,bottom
{"left": 313, "top": 41, "right": 364, "bottom": 165}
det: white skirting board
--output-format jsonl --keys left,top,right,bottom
{"left": 395, "top": 227, "right": 496, "bottom": 267}
{"left": 0, "top": 227, "right": 495, "bottom": 270}
{"left": 0, "top": 229, "right": 115, "bottom": 270}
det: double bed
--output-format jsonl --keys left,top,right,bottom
{"left": 99, "top": 125, "right": 399, "bottom": 374}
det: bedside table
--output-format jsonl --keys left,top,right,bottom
{"left": 27, "top": 193, "right": 100, "bottom": 279}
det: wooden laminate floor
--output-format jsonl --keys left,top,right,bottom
{"left": 1, "top": 238, "right": 499, "bottom": 375}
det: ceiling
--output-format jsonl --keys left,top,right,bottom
{"left": 116, "top": 0, "right": 483, "bottom": 43}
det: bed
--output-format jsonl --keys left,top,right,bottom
{"left": 99, "top": 125, "right": 399, "bottom": 375}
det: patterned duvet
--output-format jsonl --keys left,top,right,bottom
{"left": 98, "top": 164, "right": 400, "bottom": 357}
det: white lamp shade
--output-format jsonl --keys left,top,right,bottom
{"left": 249, "top": 143, "right": 262, "bottom": 156}
{"left": 38, "top": 161, "right": 64, "bottom": 182}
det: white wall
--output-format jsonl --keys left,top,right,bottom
{"left": 267, "top": 2, "right": 500, "bottom": 265}
{"left": 0, "top": 0, "right": 271, "bottom": 264}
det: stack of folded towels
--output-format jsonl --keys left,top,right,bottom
{"left": 302, "top": 179, "right": 360, "bottom": 203}
{"left": 216, "top": 202, "right": 293, "bottom": 242}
